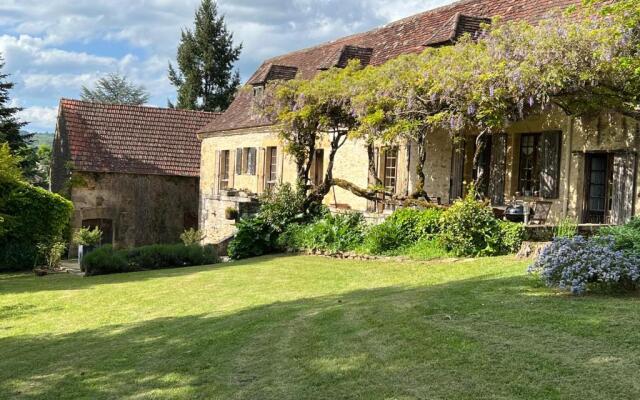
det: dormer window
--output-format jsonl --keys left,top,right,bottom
{"left": 247, "top": 64, "right": 298, "bottom": 86}
{"left": 253, "top": 85, "right": 264, "bottom": 98}
{"left": 318, "top": 45, "right": 374, "bottom": 70}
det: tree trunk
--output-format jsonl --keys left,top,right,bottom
{"left": 303, "top": 130, "right": 348, "bottom": 209}
{"left": 473, "top": 131, "right": 489, "bottom": 198}
{"left": 411, "top": 131, "right": 429, "bottom": 199}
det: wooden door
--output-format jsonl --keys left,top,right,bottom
{"left": 610, "top": 152, "right": 637, "bottom": 225}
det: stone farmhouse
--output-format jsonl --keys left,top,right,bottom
{"left": 51, "top": 99, "right": 218, "bottom": 253}
{"left": 197, "top": 0, "right": 640, "bottom": 244}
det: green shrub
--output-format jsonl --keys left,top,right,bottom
{"left": 228, "top": 217, "right": 277, "bottom": 260}
{"left": 300, "top": 212, "right": 367, "bottom": 253}
{"left": 82, "top": 245, "right": 130, "bottom": 276}
{"left": 599, "top": 217, "right": 640, "bottom": 254}
{"left": 228, "top": 183, "right": 323, "bottom": 260}
{"left": 0, "top": 176, "right": 73, "bottom": 271}
{"left": 73, "top": 227, "right": 102, "bottom": 246}
{"left": 438, "top": 188, "right": 501, "bottom": 257}
{"left": 84, "top": 244, "right": 218, "bottom": 276}
{"left": 555, "top": 217, "right": 578, "bottom": 239}
{"left": 180, "top": 228, "right": 205, "bottom": 246}
{"left": 277, "top": 223, "right": 307, "bottom": 251}
{"left": 364, "top": 221, "right": 408, "bottom": 255}
{"left": 385, "top": 207, "right": 443, "bottom": 241}
{"left": 498, "top": 221, "right": 526, "bottom": 254}
{"left": 258, "top": 183, "right": 307, "bottom": 233}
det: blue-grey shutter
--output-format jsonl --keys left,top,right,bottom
{"left": 235, "top": 148, "right": 243, "bottom": 175}
{"left": 540, "top": 131, "right": 561, "bottom": 199}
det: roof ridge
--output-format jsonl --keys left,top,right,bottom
{"left": 60, "top": 98, "right": 221, "bottom": 115}
{"left": 262, "top": 0, "right": 484, "bottom": 64}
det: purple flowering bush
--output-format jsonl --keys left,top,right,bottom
{"left": 529, "top": 236, "right": 640, "bottom": 295}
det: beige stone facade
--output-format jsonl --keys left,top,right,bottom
{"left": 199, "top": 108, "right": 640, "bottom": 244}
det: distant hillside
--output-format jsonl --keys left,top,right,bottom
{"left": 20, "top": 131, "right": 54, "bottom": 147}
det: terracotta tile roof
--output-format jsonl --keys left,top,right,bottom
{"left": 59, "top": 99, "right": 219, "bottom": 177}
{"left": 246, "top": 64, "right": 299, "bottom": 85}
{"left": 200, "top": 0, "right": 582, "bottom": 135}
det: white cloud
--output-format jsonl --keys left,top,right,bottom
{"left": 17, "top": 106, "right": 58, "bottom": 131}
{"left": 0, "top": 0, "right": 455, "bottom": 131}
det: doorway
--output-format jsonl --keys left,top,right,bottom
{"left": 583, "top": 153, "right": 613, "bottom": 224}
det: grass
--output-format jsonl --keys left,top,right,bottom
{"left": 1, "top": 255, "right": 639, "bottom": 399}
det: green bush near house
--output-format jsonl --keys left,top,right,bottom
{"left": 0, "top": 176, "right": 73, "bottom": 271}
{"left": 438, "top": 188, "right": 523, "bottom": 257}
{"left": 598, "top": 216, "right": 640, "bottom": 255}
{"left": 280, "top": 212, "right": 367, "bottom": 254}
{"left": 363, "top": 207, "right": 445, "bottom": 255}
{"left": 498, "top": 220, "right": 526, "bottom": 255}
{"left": 228, "top": 217, "right": 278, "bottom": 260}
{"left": 83, "top": 243, "right": 219, "bottom": 276}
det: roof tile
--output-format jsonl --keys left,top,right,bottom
{"left": 200, "top": 0, "right": 581, "bottom": 134}
{"left": 59, "top": 99, "right": 219, "bottom": 177}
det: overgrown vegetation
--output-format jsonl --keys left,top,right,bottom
{"left": 180, "top": 228, "right": 206, "bottom": 246}
{"left": 83, "top": 243, "right": 219, "bottom": 276}
{"left": 0, "top": 175, "right": 73, "bottom": 271}
{"left": 267, "top": 187, "right": 522, "bottom": 259}
{"left": 73, "top": 227, "right": 103, "bottom": 246}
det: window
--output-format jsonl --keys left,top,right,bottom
{"left": 219, "top": 150, "right": 230, "bottom": 190}
{"left": 235, "top": 148, "right": 257, "bottom": 176}
{"left": 253, "top": 85, "right": 264, "bottom": 98}
{"left": 383, "top": 147, "right": 398, "bottom": 193}
{"left": 518, "top": 134, "right": 540, "bottom": 195}
{"left": 265, "top": 147, "right": 278, "bottom": 190}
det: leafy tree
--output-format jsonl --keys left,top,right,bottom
{"left": 0, "top": 56, "right": 36, "bottom": 179}
{"left": 168, "top": 0, "right": 242, "bottom": 111}
{"left": 81, "top": 73, "right": 150, "bottom": 105}
{"left": 0, "top": 142, "right": 23, "bottom": 181}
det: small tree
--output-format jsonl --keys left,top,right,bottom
{"left": 81, "top": 73, "right": 150, "bottom": 105}
{"left": 168, "top": 0, "right": 242, "bottom": 111}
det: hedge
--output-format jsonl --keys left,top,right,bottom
{"left": 0, "top": 177, "right": 73, "bottom": 271}
{"left": 83, "top": 243, "right": 219, "bottom": 276}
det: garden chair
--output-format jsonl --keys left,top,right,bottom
{"left": 529, "top": 201, "right": 552, "bottom": 225}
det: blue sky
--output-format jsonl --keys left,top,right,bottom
{"left": 0, "top": 0, "right": 452, "bottom": 132}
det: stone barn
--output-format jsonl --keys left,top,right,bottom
{"left": 51, "top": 99, "right": 218, "bottom": 254}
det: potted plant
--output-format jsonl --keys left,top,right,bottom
{"left": 73, "top": 227, "right": 103, "bottom": 269}
{"left": 225, "top": 207, "right": 239, "bottom": 220}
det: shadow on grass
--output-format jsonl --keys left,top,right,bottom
{"left": 0, "top": 255, "right": 293, "bottom": 295}
{"left": 1, "top": 274, "right": 639, "bottom": 400}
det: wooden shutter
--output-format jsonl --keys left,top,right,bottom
{"left": 540, "top": 131, "right": 561, "bottom": 199}
{"left": 214, "top": 150, "right": 220, "bottom": 195}
{"left": 449, "top": 137, "right": 465, "bottom": 202}
{"left": 248, "top": 148, "right": 257, "bottom": 175}
{"left": 488, "top": 133, "right": 507, "bottom": 206}
{"left": 257, "top": 148, "right": 266, "bottom": 193}
{"left": 236, "top": 148, "right": 243, "bottom": 175}
{"left": 610, "top": 152, "right": 636, "bottom": 225}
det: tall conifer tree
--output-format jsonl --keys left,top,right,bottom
{"left": 169, "top": 0, "right": 242, "bottom": 111}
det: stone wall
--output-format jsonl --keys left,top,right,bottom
{"left": 199, "top": 108, "right": 640, "bottom": 243}
{"left": 68, "top": 172, "right": 199, "bottom": 254}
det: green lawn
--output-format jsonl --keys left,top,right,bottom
{"left": 1, "top": 255, "right": 639, "bottom": 399}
